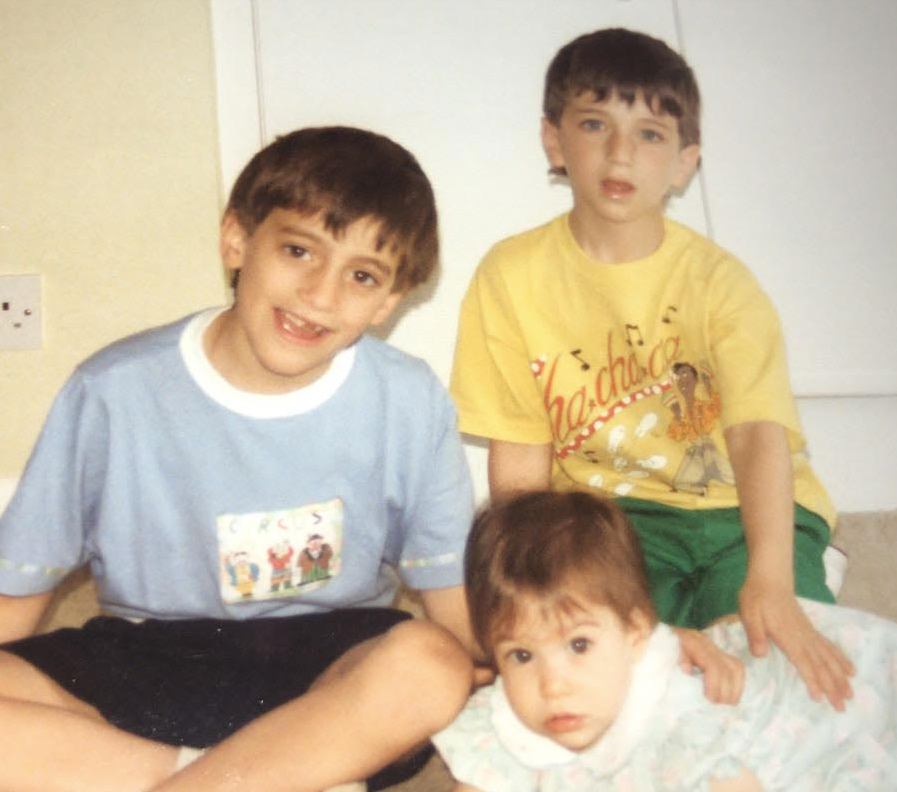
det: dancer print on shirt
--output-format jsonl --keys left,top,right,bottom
{"left": 664, "top": 362, "right": 734, "bottom": 495}
{"left": 530, "top": 304, "right": 736, "bottom": 499}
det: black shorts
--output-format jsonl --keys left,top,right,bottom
{"left": 3, "top": 607, "right": 430, "bottom": 789}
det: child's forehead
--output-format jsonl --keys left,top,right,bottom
{"left": 494, "top": 590, "right": 612, "bottom": 642}
{"left": 262, "top": 206, "right": 383, "bottom": 238}
{"left": 261, "top": 207, "right": 398, "bottom": 255}
{"left": 566, "top": 87, "right": 675, "bottom": 120}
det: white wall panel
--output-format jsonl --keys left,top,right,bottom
{"left": 677, "top": 0, "right": 897, "bottom": 396}
{"left": 211, "top": 0, "right": 897, "bottom": 509}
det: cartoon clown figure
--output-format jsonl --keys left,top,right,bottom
{"left": 267, "top": 539, "right": 295, "bottom": 592}
{"left": 225, "top": 550, "right": 260, "bottom": 599}
{"left": 298, "top": 533, "right": 333, "bottom": 584}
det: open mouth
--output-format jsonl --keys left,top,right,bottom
{"left": 600, "top": 179, "right": 635, "bottom": 198}
{"left": 276, "top": 309, "right": 329, "bottom": 341}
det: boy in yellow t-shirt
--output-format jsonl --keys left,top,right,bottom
{"left": 450, "top": 28, "right": 854, "bottom": 708}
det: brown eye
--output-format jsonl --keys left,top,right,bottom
{"left": 353, "top": 270, "right": 378, "bottom": 286}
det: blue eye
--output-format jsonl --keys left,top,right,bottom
{"left": 580, "top": 119, "right": 604, "bottom": 132}
{"left": 640, "top": 129, "right": 664, "bottom": 142}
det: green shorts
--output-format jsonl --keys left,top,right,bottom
{"left": 617, "top": 497, "right": 835, "bottom": 629}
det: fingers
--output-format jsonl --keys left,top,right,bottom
{"left": 676, "top": 627, "right": 746, "bottom": 705}
{"left": 472, "top": 665, "right": 496, "bottom": 688}
{"left": 762, "top": 604, "right": 856, "bottom": 711}
{"left": 703, "top": 653, "right": 745, "bottom": 705}
{"left": 785, "top": 630, "right": 855, "bottom": 711}
{"left": 814, "top": 641, "right": 854, "bottom": 711}
{"left": 678, "top": 652, "right": 697, "bottom": 675}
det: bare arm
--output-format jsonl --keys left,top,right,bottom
{"left": 419, "top": 586, "right": 493, "bottom": 686}
{"left": 487, "top": 439, "right": 553, "bottom": 501}
{"left": 725, "top": 420, "right": 853, "bottom": 709}
{"left": 725, "top": 420, "right": 795, "bottom": 600}
{"left": 418, "top": 586, "right": 478, "bottom": 658}
{"left": 0, "top": 591, "right": 54, "bottom": 644}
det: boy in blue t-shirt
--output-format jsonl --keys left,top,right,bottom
{"left": 0, "top": 127, "right": 476, "bottom": 792}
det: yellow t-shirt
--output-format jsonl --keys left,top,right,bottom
{"left": 451, "top": 214, "right": 835, "bottom": 527}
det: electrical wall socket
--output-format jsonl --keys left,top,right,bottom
{"left": 0, "top": 274, "right": 42, "bottom": 350}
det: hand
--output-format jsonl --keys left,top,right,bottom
{"left": 674, "top": 626, "right": 745, "bottom": 704}
{"left": 472, "top": 664, "right": 495, "bottom": 688}
{"left": 738, "top": 576, "right": 855, "bottom": 710}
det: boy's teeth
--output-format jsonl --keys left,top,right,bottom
{"left": 282, "top": 312, "right": 325, "bottom": 335}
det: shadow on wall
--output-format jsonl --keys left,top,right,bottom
{"left": 0, "top": 479, "right": 16, "bottom": 515}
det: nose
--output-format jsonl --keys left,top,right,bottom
{"left": 607, "top": 130, "right": 634, "bottom": 164}
{"left": 538, "top": 658, "right": 570, "bottom": 698}
{"left": 298, "top": 264, "right": 339, "bottom": 311}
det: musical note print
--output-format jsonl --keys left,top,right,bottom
{"left": 571, "top": 349, "right": 590, "bottom": 370}
{"left": 624, "top": 324, "right": 644, "bottom": 346}
{"left": 661, "top": 305, "right": 678, "bottom": 324}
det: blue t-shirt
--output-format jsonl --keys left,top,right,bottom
{"left": 0, "top": 308, "right": 474, "bottom": 620}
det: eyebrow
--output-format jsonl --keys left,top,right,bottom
{"left": 494, "top": 616, "right": 603, "bottom": 644}
{"left": 354, "top": 256, "right": 395, "bottom": 277}
{"left": 275, "top": 223, "right": 395, "bottom": 277}
{"left": 569, "top": 103, "right": 675, "bottom": 127}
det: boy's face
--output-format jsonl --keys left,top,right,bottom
{"left": 542, "top": 91, "right": 700, "bottom": 232}
{"left": 215, "top": 208, "right": 404, "bottom": 393}
{"left": 494, "top": 592, "right": 650, "bottom": 752}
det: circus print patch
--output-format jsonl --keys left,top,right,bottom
{"left": 217, "top": 499, "right": 343, "bottom": 604}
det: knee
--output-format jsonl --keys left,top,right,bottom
{"left": 0, "top": 649, "right": 36, "bottom": 699}
{"left": 379, "top": 619, "right": 473, "bottom": 729}
{"left": 0, "top": 650, "right": 98, "bottom": 716}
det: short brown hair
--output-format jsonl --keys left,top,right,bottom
{"left": 543, "top": 28, "right": 701, "bottom": 147}
{"left": 465, "top": 490, "right": 656, "bottom": 664}
{"left": 225, "top": 126, "right": 438, "bottom": 292}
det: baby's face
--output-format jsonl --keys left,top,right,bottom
{"left": 493, "top": 594, "right": 649, "bottom": 752}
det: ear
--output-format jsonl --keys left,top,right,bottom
{"left": 670, "top": 144, "right": 702, "bottom": 192}
{"left": 220, "top": 211, "right": 249, "bottom": 273}
{"left": 540, "top": 117, "right": 566, "bottom": 174}
{"left": 369, "top": 289, "right": 405, "bottom": 327}
{"left": 626, "top": 607, "right": 654, "bottom": 659}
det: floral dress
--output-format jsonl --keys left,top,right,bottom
{"left": 433, "top": 601, "right": 897, "bottom": 791}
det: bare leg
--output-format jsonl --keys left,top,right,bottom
{"left": 0, "top": 650, "right": 177, "bottom": 792}
{"left": 149, "top": 619, "right": 473, "bottom": 792}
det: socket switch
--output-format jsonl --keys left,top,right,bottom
{"left": 0, "top": 274, "right": 42, "bottom": 350}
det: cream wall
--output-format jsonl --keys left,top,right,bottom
{"left": 0, "top": 0, "right": 226, "bottom": 475}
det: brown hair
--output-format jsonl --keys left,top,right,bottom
{"left": 225, "top": 126, "right": 438, "bottom": 292}
{"left": 543, "top": 28, "right": 701, "bottom": 148}
{"left": 465, "top": 490, "right": 656, "bottom": 664}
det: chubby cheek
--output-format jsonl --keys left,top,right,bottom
{"left": 501, "top": 670, "right": 543, "bottom": 726}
